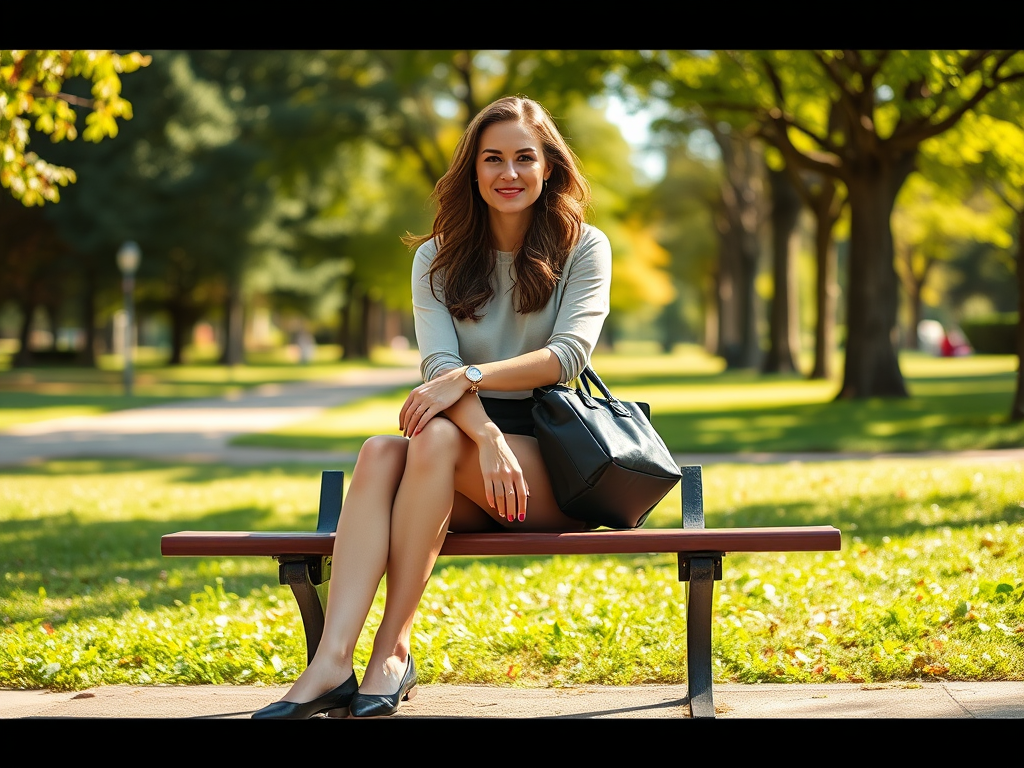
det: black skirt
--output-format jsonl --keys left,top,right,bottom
{"left": 480, "top": 397, "right": 536, "bottom": 437}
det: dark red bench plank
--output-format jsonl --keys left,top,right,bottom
{"left": 161, "top": 526, "right": 841, "bottom": 558}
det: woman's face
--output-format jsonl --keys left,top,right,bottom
{"left": 474, "top": 120, "right": 552, "bottom": 220}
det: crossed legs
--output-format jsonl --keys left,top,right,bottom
{"left": 278, "top": 418, "right": 585, "bottom": 705}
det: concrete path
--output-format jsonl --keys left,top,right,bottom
{"left": 3, "top": 681, "right": 1022, "bottom": 719}
{"left": 0, "top": 365, "right": 421, "bottom": 466}
{"left": 4, "top": 364, "right": 1023, "bottom": 467}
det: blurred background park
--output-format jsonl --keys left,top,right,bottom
{"left": 1, "top": 50, "right": 1022, "bottom": 692}
{"left": 2, "top": 50, "right": 1021, "bottom": 407}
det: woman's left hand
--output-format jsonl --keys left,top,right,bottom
{"left": 399, "top": 367, "right": 469, "bottom": 437}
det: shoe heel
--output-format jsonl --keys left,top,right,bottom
{"left": 404, "top": 684, "right": 418, "bottom": 702}
{"left": 325, "top": 706, "right": 350, "bottom": 718}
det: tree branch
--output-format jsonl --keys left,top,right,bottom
{"left": 757, "top": 54, "right": 840, "bottom": 154}
{"left": 888, "top": 64, "right": 1024, "bottom": 152}
{"left": 28, "top": 87, "right": 95, "bottom": 109}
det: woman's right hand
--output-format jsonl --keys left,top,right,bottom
{"left": 399, "top": 368, "right": 469, "bottom": 438}
{"left": 476, "top": 429, "right": 529, "bottom": 523}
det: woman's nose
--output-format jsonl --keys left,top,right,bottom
{"left": 501, "top": 163, "right": 518, "bottom": 180}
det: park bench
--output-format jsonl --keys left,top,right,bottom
{"left": 161, "top": 465, "right": 841, "bottom": 719}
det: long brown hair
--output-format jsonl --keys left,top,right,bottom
{"left": 404, "top": 96, "right": 591, "bottom": 321}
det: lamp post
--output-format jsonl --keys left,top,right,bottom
{"left": 116, "top": 241, "right": 141, "bottom": 397}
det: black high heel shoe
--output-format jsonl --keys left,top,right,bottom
{"left": 349, "top": 655, "right": 417, "bottom": 718}
{"left": 251, "top": 671, "right": 359, "bottom": 719}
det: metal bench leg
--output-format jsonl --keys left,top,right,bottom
{"left": 279, "top": 555, "right": 331, "bottom": 666}
{"left": 679, "top": 465, "right": 717, "bottom": 718}
{"left": 684, "top": 556, "right": 717, "bottom": 718}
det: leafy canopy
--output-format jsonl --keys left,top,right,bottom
{"left": 0, "top": 49, "right": 151, "bottom": 206}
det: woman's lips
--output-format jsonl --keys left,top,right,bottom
{"left": 496, "top": 188, "right": 524, "bottom": 198}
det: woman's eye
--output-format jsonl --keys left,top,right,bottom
{"left": 518, "top": 155, "right": 536, "bottom": 162}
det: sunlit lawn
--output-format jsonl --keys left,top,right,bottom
{"left": 0, "top": 457, "right": 1021, "bottom": 691}
{"left": 2, "top": 345, "right": 1022, "bottom": 692}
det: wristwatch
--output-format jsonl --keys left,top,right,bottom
{"left": 465, "top": 366, "right": 483, "bottom": 394}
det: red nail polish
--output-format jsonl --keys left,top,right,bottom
{"left": 518, "top": 512, "right": 525, "bottom": 522}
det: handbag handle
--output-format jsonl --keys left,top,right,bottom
{"left": 579, "top": 366, "right": 631, "bottom": 418}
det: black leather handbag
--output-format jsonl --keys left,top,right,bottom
{"left": 532, "top": 366, "right": 682, "bottom": 529}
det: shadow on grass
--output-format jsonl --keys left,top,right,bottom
{"left": 655, "top": 383, "right": 1023, "bottom": 453}
{"left": 0, "top": 504, "right": 319, "bottom": 625}
{"left": 702, "top": 494, "right": 1024, "bottom": 538}
{"left": 597, "top": 368, "right": 773, "bottom": 388}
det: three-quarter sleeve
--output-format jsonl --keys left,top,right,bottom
{"left": 411, "top": 241, "right": 464, "bottom": 382}
{"left": 545, "top": 227, "right": 612, "bottom": 383}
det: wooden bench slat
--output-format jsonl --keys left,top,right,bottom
{"left": 161, "top": 525, "right": 841, "bottom": 558}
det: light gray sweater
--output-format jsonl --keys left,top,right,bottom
{"left": 412, "top": 224, "right": 612, "bottom": 399}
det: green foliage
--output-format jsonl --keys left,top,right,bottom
{"left": 961, "top": 314, "right": 1019, "bottom": 355}
{"left": 0, "top": 50, "right": 150, "bottom": 205}
{"left": 628, "top": 50, "right": 1024, "bottom": 396}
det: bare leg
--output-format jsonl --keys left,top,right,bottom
{"left": 357, "top": 425, "right": 586, "bottom": 694}
{"left": 356, "top": 418, "right": 465, "bottom": 694}
{"left": 280, "top": 421, "right": 585, "bottom": 702}
{"left": 280, "top": 435, "right": 408, "bottom": 703}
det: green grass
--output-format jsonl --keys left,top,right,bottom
{"left": 2, "top": 346, "right": 1022, "bottom": 691}
{"left": 232, "top": 348, "right": 1024, "bottom": 455}
{"left": 1, "top": 458, "right": 1021, "bottom": 691}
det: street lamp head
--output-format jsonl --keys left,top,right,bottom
{"left": 117, "top": 241, "right": 142, "bottom": 275}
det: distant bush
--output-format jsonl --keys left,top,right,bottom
{"left": 961, "top": 313, "right": 1018, "bottom": 354}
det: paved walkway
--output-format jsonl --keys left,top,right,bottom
{"left": 3, "top": 681, "right": 1022, "bottom": 719}
{"left": 4, "top": 364, "right": 1023, "bottom": 467}
{"left": 2, "top": 367, "right": 1022, "bottom": 719}
{"left": 0, "top": 365, "right": 422, "bottom": 466}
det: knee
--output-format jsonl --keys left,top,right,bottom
{"left": 405, "top": 418, "right": 463, "bottom": 470}
{"left": 355, "top": 434, "right": 408, "bottom": 474}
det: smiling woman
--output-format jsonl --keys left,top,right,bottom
{"left": 474, "top": 121, "right": 552, "bottom": 239}
{"left": 250, "top": 95, "right": 613, "bottom": 720}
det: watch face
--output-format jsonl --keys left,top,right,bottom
{"left": 467, "top": 366, "right": 483, "bottom": 383}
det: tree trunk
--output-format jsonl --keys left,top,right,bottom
{"left": 659, "top": 295, "right": 685, "bottom": 354}
{"left": 901, "top": 256, "right": 935, "bottom": 352}
{"left": 358, "top": 291, "right": 372, "bottom": 358}
{"left": 902, "top": 262, "right": 921, "bottom": 352}
{"left": 714, "top": 233, "right": 739, "bottom": 362}
{"left": 762, "top": 168, "right": 801, "bottom": 373}
{"left": 809, "top": 191, "right": 839, "bottom": 380}
{"left": 712, "top": 128, "right": 765, "bottom": 369}
{"left": 341, "top": 279, "right": 363, "bottom": 360}
{"left": 78, "top": 265, "right": 97, "bottom": 367}
{"left": 836, "top": 155, "right": 914, "bottom": 399}
{"left": 1011, "top": 207, "right": 1024, "bottom": 421}
{"left": 702, "top": 273, "right": 719, "bottom": 355}
{"left": 167, "top": 296, "right": 190, "bottom": 366}
{"left": 219, "top": 280, "right": 246, "bottom": 366}
{"left": 13, "top": 299, "right": 34, "bottom": 368}
{"left": 337, "top": 275, "right": 351, "bottom": 360}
